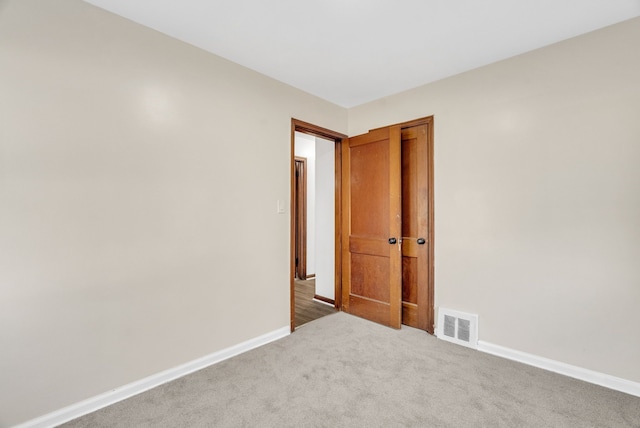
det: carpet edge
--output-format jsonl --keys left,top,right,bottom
{"left": 477, "top": 340, "right": 640, "bottom": 397}
{"left": 12, "top": 326, "right": 291, "bottom": 428}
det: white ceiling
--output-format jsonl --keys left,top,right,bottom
{"left": 84, "top": 0, "right": 640, "bottom": 108}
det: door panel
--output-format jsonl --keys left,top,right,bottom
{"left": 401, "top": 124, "right": 430, "bottom": 331}
{"left": 341, "top": 126, "right": 402, "bottom": 329}
{"left": 350, "top": 254, "right": 390, "bottom": 301}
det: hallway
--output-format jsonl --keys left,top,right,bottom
{"left": 294, "top": 279, "right": 336, "bottom": 327}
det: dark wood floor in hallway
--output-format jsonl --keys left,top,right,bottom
{"left": 294, "top": 279, "right": 336, "bottom": 327}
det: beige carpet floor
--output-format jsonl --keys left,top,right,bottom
{"left": 61, "top": 312, "right": 640, "bottom": 427}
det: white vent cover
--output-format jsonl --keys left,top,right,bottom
{"left": 437, "top": 308, "right": 478, "bottom": 349}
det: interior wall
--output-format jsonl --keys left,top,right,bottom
{"left": 293, "top": 132, "right": 316, "bottom": 276}
{"left": 0, "top": 1, "right": 347, "bottom": 426}
{"left": 348, "top": 17, "right": 640, "bottom": 384}
{"left": 314, "top": 136, "right": 336, "bottom": 300}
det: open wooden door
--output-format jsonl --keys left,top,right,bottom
{"left": 341, "top": 125, "right": 402, "bottom": 329}
{"left": 341, "top": 118, "right": 434, "bottom": 333}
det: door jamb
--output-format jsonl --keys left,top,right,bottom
{"left": 293, "top": 157, "right": 307, "bottom": 280}
{"left": 290, "top": 119, "right": 347, "bottom": 332}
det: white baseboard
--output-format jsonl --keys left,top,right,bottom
{"left": 477, "top": 341, "right": 640, "bottom": 398}
{"left": 312, "top": 298, "right": 335, "bottom": 307}
{"left": 14, "top": 326, "right": 291, "bottom": 428}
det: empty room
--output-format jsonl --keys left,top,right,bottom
{"left": 1, "top": 0, "right": 639, "bottom": 427}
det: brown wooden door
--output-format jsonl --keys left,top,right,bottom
{"left": 293, "top": 157, "right": 307, "bottom": 280}
{"left": 341, "top": 126, "right": 402, "bottom": 329}
{"left": 401, "top": 124, "right": 432, "bottom": 332}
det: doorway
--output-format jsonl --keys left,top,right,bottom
{"left": 290, "top": 120, "right": 347, "bottom": 331}
{"left": 290, "top": 117, "right": 434, "bottom": 333}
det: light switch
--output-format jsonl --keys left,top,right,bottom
{"left": 277, "top": 200, "right": 285, "bottom": 214}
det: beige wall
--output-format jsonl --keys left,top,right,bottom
{"left": 350, "top": 18, "right": 640, "bottom": 384}
{"left": 0, "top": 1, "right": 346, "bottom": 425}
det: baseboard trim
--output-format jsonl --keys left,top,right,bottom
{"left": 15, "top": 326, "right": 291, "bottom": 428}
{"left": 313, "top": 294, "right": 335, "bottom": 306}
{"left": 477, "top": 341, "right": 640, "bottom": 398}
